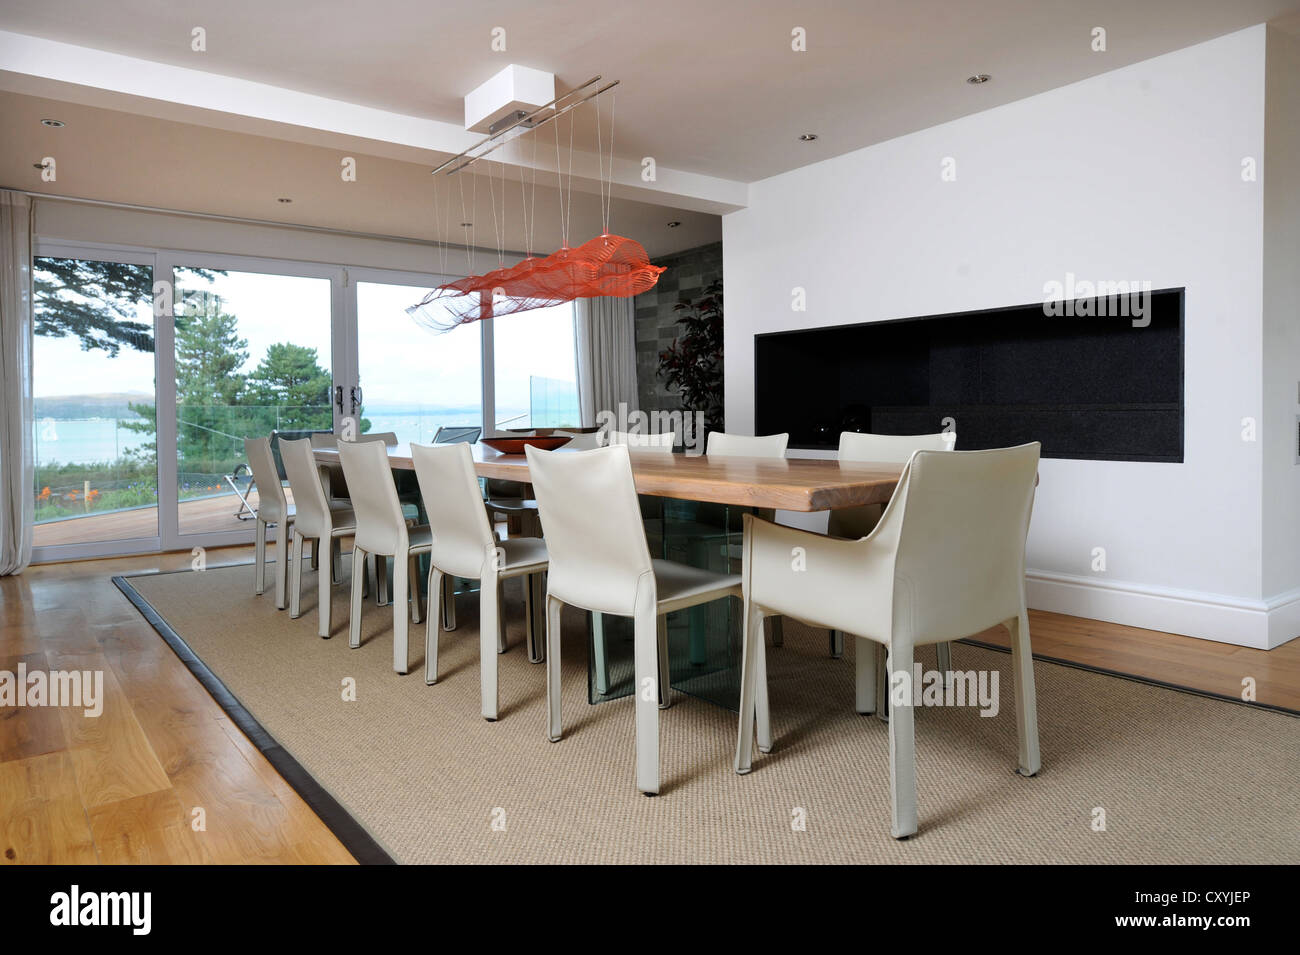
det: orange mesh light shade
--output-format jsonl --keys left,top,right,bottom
{"left": 408, "top": 234, "right": 665, "bottom": 330}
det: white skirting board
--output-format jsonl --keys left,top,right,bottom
{"left": 1026, "top": 571, "right": 1300, "bottom": 651}
{"left": 773, "top": 508, "right": 1300, "bottom": 650}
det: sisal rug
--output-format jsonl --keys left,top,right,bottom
{"left": 119, "top": 559, "right": 1299, "bottom": 864}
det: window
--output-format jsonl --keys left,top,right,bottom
{"left": 492, "top": 302, "right": 580, "bottom": 430}
{"left": 356, "top": 281, "right": 482, "bottom": 443}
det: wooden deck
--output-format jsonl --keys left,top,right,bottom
{"left": 33, "top": 492, "right": 280, "bottom": 547}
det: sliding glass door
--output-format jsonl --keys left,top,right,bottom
{"left": 165, "top": 263, "right": 337, "bottom": 541}
{"left": 31, "top": 246, "right": 160, "bottom": 560}
{"left": 28, "top": 247, "right": 582, "bottom": 561}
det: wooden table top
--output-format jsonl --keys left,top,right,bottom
{"left": 313, "top": 443, "right": 903, "bottom": 512}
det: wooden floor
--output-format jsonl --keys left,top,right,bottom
{"left": 0, "top": 545, "right": 353, "bottom": 864}
{"left": 1, "top": 548, "right": 1296, "bottom": 865}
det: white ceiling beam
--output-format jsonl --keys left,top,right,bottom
{"left": 0, "top": 29, "right": 746, "bottom": 214}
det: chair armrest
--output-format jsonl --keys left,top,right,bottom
{"left": 743, "top": 513, "right": 894, "bottom": 642}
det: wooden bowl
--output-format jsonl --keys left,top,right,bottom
{"left": 481, "top": 435, "right": 573, "bottom": 454}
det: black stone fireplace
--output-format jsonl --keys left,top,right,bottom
{"left": 754, "top": 288, "right": 1184, "bottom": 462}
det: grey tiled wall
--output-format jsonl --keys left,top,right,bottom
{"left": 633, "top": 241, "right": 723, "bottom": 415}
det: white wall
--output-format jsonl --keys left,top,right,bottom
{"left": 724, "top": 26, "right": 1293, "bottom": 647}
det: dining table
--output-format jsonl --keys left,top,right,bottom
{"left": 313, "top": 442, "right": 907, "bottom": 710}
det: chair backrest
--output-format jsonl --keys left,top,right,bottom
{"left": 336, "top": 439, "right": 408, "bottom": 556}
{"left": 525, "top": 444, "right": 654, "bottom": 615}
{"left": 410, "top": 442, "right": 498, "bottom": 578}
{"left": 838, "top": 430, "right": 955, "bottom": 463}
{"left": 557, "top": 430, "right": 603, "bottom": 451}
{"left": 873, "top": 443, "right": 1040, "bottom": 644}
{"left": 706, "top": 431, "right": 789, "bottom": 458}
{"left": 244, "top": 437, "right": 288, "bottom": 523}
{"left": 278, "top": 438, "right": 333, "bottom": 538}
{"left": 432, "top": 425, "right": 482, "bottom": 445}
{"left": 605, "top": 429, "right": 675, "bottom": 452}
{"left": 310, "top": 432, "right": 339, "bottom": 449}
{"left": 357, "top": 431, "right": 398, "bottom": 446}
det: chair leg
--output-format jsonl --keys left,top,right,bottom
{"left": 887, "top": 643, "right": 918, "bottom": 839}
{"left": 481, "top": 573, "right": 500, "bottom": 720}
{"left": 441, "top": 573, "right": 457, "bottom": 631}
{"left": 392, "top": 552, "right": 409, "bottom": 674}
{"left": 1008, "top": 611, "right": 1041, "bottom": 777}
{"left": 875, "top": 642, "right": 889, "bottom": 722}
{"left": 767, "top": 615, "right": 783, "bottom": 647}
{"left": 318, "top": 536, "right": 333, "bottom": 638}
{"left": 592, "top": 611, "right": 610, "bottom": 696}
{"left": 495, "top": 580, "right": 507, "bottom": 654}
{"left": 273, "top": 522, "right": 289, "bottom": 610}
{"left": 735, "top": 598, "right": 765, "bottom": 774}
{"left": 936, "top": 640, "right": 953, "bottom": 689}
{"left": 633, "top": 601, "right": 661, "bottom": 794}
{"left": 409, "top": 554, "right": 423, "bottom": 625}
{"left": 829, "top": 629, "right": 844, "bottom": 658}
{"left": 375, "top": 554, "right": 389, "bottom": 607}
{"left": 756, "top": 615, "right": 772, "bottom": 753}
{"left": 254, "top": 519, "right": 267, "bottom": 595}
{"left": 349, "top": 547, "right": 366, "bottom": 649}
{"left": 656, "top": 615, "right": 671, "bottom": 709}
{"left": 524, "top": 574, "right": 545, "bottom": 664}
{"left": 289, "top": 531, "right": 304, "bottom": 619}
{"left": 425, "top": 566, "right": 443, "bottom": 685}
{"left": 545, "top": 595, "right": 565, "bottom": 741}
{"left": 854, "top": 635, "right": 878, "bottom": 714}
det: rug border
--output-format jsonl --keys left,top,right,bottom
{"left": 112, "top": 563, "right": 1298, "bottom": 868}
{"left": 112, "top": 568, "right": 397, "bottom": 866}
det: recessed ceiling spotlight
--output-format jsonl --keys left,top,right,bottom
{"left": 277, "top": 197, "right": 293, "bottom": 203}
{"left": 461, "top": 221, "right": 473, "bottom": 227}
{"left": 798, "top": 133, "right": 819, "bottom": 142}
{"left": 667, "top": 221, "right": 681, "bottom": 228}
{"left": 967, "top": 73, "right": 991, "bottom": 85}
{"left": 40, "top": 118, "right": 65, "bottom": 128}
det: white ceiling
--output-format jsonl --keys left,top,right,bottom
{"left": 1, "top": 0, "right": 1297, "bottom": 252}
{"left": 3, "top": 0, "right": 1298, "bottom": 180}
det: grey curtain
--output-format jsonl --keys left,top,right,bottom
{"left": 0, "top": 191, "right": 34, "bottom": 575}
{"left": 574, "top": 296, "right": 638, "bottom": 427}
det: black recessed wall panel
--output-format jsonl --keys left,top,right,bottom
{"left": 754, "top": 288, "right": 1184, "bottom": 462}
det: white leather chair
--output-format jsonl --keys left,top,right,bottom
{"left": 827, "top": 430, "right": 957, "bottom": 664}
{"left": 410, "top": 442, "right": 549, "bottom": 720}
{"left": 336, "top": 439, "right": 432, "bottom": 674}
{"left": 735, "top": 443, "right": 1042, "bottom": 838}
{"left": 279, "top": 438, "right": 362, "bottom": 638}
{"left": 604, "top": 429, "right": 675, "bottom": 451}
{"left": 705, "top": 431, "right": 789, "bottom": 458}
{"left": 244, "top": 436, "right": 294, "bottom": 610}
{"left": 525, "top": 444, "right": 741, "bottom": 795}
